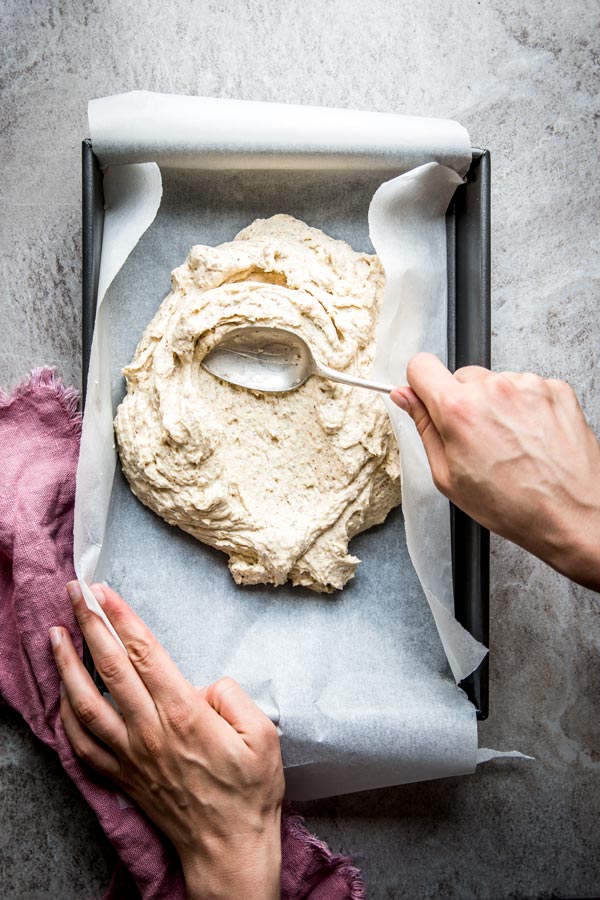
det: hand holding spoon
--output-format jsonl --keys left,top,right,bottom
{"left": 201, "top": 326, "right": 395, "bottom": 395}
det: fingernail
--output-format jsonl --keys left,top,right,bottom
{"left": 66, "top": 581, "right": 82, "bottom": 606}
{"left": 90, "top": 583, "right": 106, "bottom": 607}
{"left": 49, "top": 627, "right": 62, "bottom": 650}
{"left": 390, "top": 390, "right": 409, "bottom": 411}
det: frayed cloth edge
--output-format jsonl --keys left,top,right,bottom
{"left": 0, "top": 367, "right": 82, "bottom": 437}
{"left": 283, "top": 803, "right": 366, "bottom": 899}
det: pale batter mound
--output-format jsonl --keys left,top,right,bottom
{"left": 114, "top": 215, "right": 401, "bottom": 592}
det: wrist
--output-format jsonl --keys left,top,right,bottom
{"left": 546, "top": 504, "right": 600, "bottom": 592}
{"left": 180, "top": 814, "right": 282, "bottom": 900}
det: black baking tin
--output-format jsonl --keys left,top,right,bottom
{"left": 81, "top": 139, "right": 491, "bottom": 718}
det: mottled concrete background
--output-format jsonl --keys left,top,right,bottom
{"left": 1, "top": 1, "right": 599, "bottom": 898}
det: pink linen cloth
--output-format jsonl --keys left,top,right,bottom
{"left": 0, "top": 368, "right": 366, "bottom": 900}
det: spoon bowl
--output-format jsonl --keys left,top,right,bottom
{"left": 201, "top": 326, "right": 395, "bottom": 395}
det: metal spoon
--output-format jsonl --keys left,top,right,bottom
{"left": 201, "top": 326, "right": 395, "bottom": 395}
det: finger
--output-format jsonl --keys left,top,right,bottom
{"left": 499, "top": 372, "right": 558, "bottom": 411}
{"left": 50, "top": 626, "right": 129, "bottom": 754}
{"left": 66, "top": 582, "right": 155, "bottom": 723}
{"left": 89, "top": 583, "right": 196, "bottom": 711}
{"left": 546, "top": 378, "right": 582, "bottom": 413}
{"left": 390, "top": 387, "right": 451, "bottom": 495}
{"left": 60, "top": 688, "right": 123, "bottom": 779}
{"left": 453, "top": 365, "right": 490, "bottom": 384}
{"left": 546, "top": 378, "right": 590, "bottom": 431}
{"left": 499, "top": 371, "right": 546, "bottom": 390}
{"left": 406, "top": 353, "right": 461, "bottom": 428}
{"left": 204, "top": 676, "right": 277, "bottom": 745}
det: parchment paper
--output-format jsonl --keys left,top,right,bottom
{"left": 89, "top": 92, "right": 473, "bottom": 174}
{"left": 75, "top": 94, "right": 493, "bottom": 799}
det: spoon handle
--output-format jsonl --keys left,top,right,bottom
{"left": 315, "top": 363, "right": 395, "bottom": 395}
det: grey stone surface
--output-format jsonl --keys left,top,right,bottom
{"left": 1, "top": 0, "right": 599, "bottom": 898}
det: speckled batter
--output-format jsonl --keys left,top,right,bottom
{"left": 114, "top": 215, "right": 401, "bottom": 592}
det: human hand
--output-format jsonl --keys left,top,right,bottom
{"left": 49, "top": 582, "right": 284, "bottom": 900}
{"left": 391, "top": 353, "right": 600, "bottom": 592}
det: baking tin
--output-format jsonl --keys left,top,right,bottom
{"left": 81, "top": 138, "right": 491, "bottom": 718}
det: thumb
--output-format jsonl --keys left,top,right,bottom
{"left": 204, "top": 676, "right": 271, "bottom": 738}
{"left": 390, "top": 387, "right": 450, "bottom": 495}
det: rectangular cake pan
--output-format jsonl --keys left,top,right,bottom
{"left": 81, "top": 138, "right": 491, "bottom": 718}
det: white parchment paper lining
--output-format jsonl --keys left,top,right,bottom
{"left": 74, "top": 93, "right": 521, "bottom": 799}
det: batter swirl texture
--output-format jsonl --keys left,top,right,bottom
{"left": 114, "top": 215, "right": 401, "bottom": 592}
